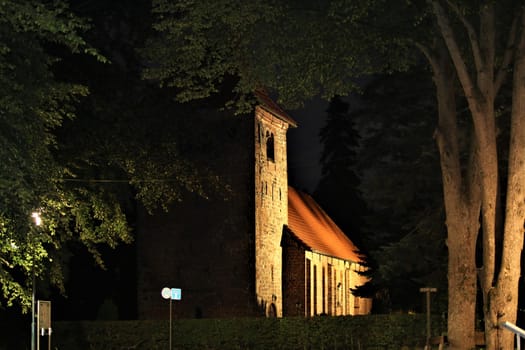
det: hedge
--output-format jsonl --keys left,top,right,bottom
{"left": 45, "top": 314, "right": 445, "bottom": 350}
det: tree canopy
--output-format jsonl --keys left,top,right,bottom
{"left": 0, "top": 0, "right": 131, "bottom": 309}
{"left": 142, "top": 0, "right": 416, "bottom": 111}
{"left": 0, "top": 0, "right": 229, "bottom": 312}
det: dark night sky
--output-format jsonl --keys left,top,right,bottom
{"left": 287, "top": 97, "right": 329, "bottom": 194}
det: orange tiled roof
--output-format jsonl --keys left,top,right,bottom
{"left": 287, "top": 186, "right": 363, "bottom": 263}
{"left": 254, "top": 88, "right": 297, "bottom": 127}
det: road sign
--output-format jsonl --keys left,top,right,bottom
{"left": 37, "top": 300, "right": 51, "bottom": 329}
{"left": 171, "top": 288, "right": 181, "bottom": 300}
{"left": 161, "top": 287, "right": 181, "bottom": 350}
{"left": 161, "top": 287, "right": 182, "bottom": 300}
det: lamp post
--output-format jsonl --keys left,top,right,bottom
{"left": 31, "top": 212, "right": 41, "bottom": 350}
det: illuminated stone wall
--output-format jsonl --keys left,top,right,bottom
{"left": 304, "top": 250, "right": 372, "bottom": 317}
{"left": 254, "top": 106, "right": 292, "bottom": 317}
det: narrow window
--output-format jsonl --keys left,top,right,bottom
{"left": 327, "top": 264, "right": 333, "bottom": 315}
{"left": 313, "top": 265, "right": 317, "bottom": 315}
{"left": 339, "top": 271, "right": 343, "bottom": 312}
{"left": 266, "top": 132, "right": 275, "bottom": 161}
{"left": 306, "top": 259, "right": 311, "bottom": 316}
{"left": 322, "top": 267, "right": 326, "bottom": 315}
{"left": 345, "top": 269, "right": 350, "bottom": 314}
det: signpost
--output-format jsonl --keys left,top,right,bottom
{"left": 37, "top": 300, "right": 52, "bottom": 350}
{"left": 420, "top": 287, "right": 437, "bottom": 350}
{"left": 161, "top": 288, "right": 182, "bottom": 350}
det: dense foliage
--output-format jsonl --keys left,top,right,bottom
{"left": 142, "top": 0, "right": 417, "bottom": 111}
{"left": 37, "top": 314, "right": 443, "bottom": 350}
{"left": 0, "top": 0, "right": 133, "bottom": 310}
{"left": 0, "top": 0, "right": 230, "bottom": 313}
{"left": 352, "top": 69, "right": 447, "bottom": 312}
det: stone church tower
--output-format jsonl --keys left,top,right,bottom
{"left": 253, "top": 93, "right": 296, "bottom": 317}
{"left": 136, "top": 91, "right": 297, "bottom": 319}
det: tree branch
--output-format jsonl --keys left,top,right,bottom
{"left": 0, "top": 257, "right": 14, "bottom": 268}
{"left": 445, "top": 0, "right": 483, "bottom": 73}
{"left": 415, "top": 42, "right": 437, "bottom": 70}
{"left": 430, "top": 0, "right": 479, "bottom": 101}
{"left": 494, "top": 10, "right": 521, "bottom": 95}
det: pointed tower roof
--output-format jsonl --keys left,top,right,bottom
{"left": 254, "top": 88, "right": 297, "bottom": 127}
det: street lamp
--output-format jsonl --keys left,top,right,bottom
{"left": 31, "top": 212, "right": 41, "bottom": 350}
{"left": 31, "top": 212, "right": 42, "bottom": 226}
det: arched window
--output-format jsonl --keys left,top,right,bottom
{"left": 266, "top": 132, "right": 275, "bottom": 161}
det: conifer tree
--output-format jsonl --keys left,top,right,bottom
{"left": 314, "top": 96, "right": 366, "bottom": 248}
{"left": 353, "top": 69, "right": 447, "bottom": 313}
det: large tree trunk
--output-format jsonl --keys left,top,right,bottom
{"left": 429, "top": 3, "right": 521, "bottom": 349}
{"left": 427, "top": 2, "right": 525, "bottom": 349}
{"left": 446, "top": 217, "right": 478, "bottom": 350}
{"left": 429, "top": 45, "right": 480, "bottom": 350}
{"left": 487, "top": 13, "right": 525, "bottom": 349}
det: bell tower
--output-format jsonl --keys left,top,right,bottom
{"left": 254, "top": 91, "right": 296, "bottom": 317}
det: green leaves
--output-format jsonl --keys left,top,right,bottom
{"left": 143, "top": 0, "right": 424, "bottom": 110}
{"left": 0, "top": 0, "right": 123, "bottom": 310}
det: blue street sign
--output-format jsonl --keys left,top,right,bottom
{"left": 171, "top": 288, "right": 181, "bottom": 300}
{"left": 161, "top": 287, "right": 182, "bottom": 300}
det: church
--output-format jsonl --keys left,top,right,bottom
{"left": 136, "top": 90, "right": 371, "bottom": 319}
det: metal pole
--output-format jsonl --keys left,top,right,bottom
{"left": 420, "top": 287, "right": 437, "bottom": 350}
{"left": 169, "top": 298, "right": 172, "bottom": 350}
{"left": 31, "top": 270, "right": 35, "bottom": 350}
{"left": 37, "top": 323, "right": 40, "bottom": 350}
{"left": 30, "top": 211, "right": 41, "bottom": 350}
{"left": 426, "top": 291, "right": 431, "bottom": 346}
